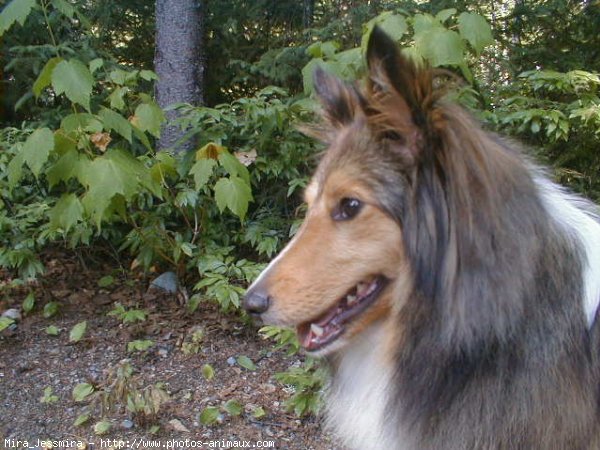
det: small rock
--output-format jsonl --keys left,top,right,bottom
{"left": 158, "top": 348, "right": 169, "bottom": 358}
{"left": 2, "top": 308, "right": 21, "bottom": 321}
{"left": 169, "top": 418, "right": 190, "bottom": 432}
{"left": 149, "top": 271, "right": 179, "bottom": 294}
{"left": 226, "top": 356, "right": 236, "bottom": 366}
{"left": 122, "top": 419, "right": 134, "bottom": 429}
{"left": 261, "top": 383, "right": 277, "bottom": 394}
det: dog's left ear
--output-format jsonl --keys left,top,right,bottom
{"left": 313, "top": 66, "right": 360, "bottom": 128}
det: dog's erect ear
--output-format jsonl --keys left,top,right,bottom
{"left": 313, "top": 66, "right": 360, "bottom": 127}
{"left": 366, "top": 26, "right": 421, "bottom": 117}
{"left": 364, "top": 26, "right": 435, "bottom": 162}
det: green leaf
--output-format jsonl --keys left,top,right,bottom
{"left": 0, "top": 0, "right": 36, "bottom": 36}
{"left": 435, "top": 8, "right": 456, "bottom": 23}
{"left": 361, "top": 12, "right": 407, "bottom": 54}
{"left": 89, "top": 58, "right": 104, "bottom": 74}
{"left": 252, "top": 406, "right": 266, "bottom": 418}
{"left": 218, "top": 151, "right": 250, "bottom": 184}
{"left": 139, "top": 70, "right": 158, "bottom": 81}
{"left": 415, "top": 28, "right": 465, "bottom": 67}
{"left": 40, "top": 386, "right": 59, "bottom": 404}
{"left": 458, "top": 12, "right": 494, "bottom": 55}
{"left": 223, "top": 399, "right": 243, "bottom": 416}
{"left": 109, "top": 69, "right": 128, "bottom": 85}
{"left": 73, "top": 413, "right": 90, "bottom": 426}
{"left": 51, "top": 0, "right": 74, "bottom": 18}
{"left": 33, "top": 57, "right": 62, "bottom": 97}
{"left": 133, "top": 102, "right": 165, "bottom": 138}
{"left": 190, "top": 158, "right": 217, "bottom": 190}
{"left": 378, "top": 13, "right": 408, "bottom": 40}
{"left": 214, "top": 177, "right": 253, "bottom": 221}
{"left": 80, "top": 149, "right": 149, "bottom": 226}
{"left": 201, "top": 364, "right": 215, "bottom": 381}
{"left": 46, "top": 325, "right": 60, "bottom": 336}
{"left": 412, "top": 13, "right": 442, "bottom": 35}
{"left": 127, "top": 339, "right": 154, "bottom": 352}
{"left": 236, "top": 355, "right": 257, "bottom": 371}
{"left": 43, "top": 301, "right": 59, "bottom": 318}
{"left": 51, "top": 59, "right": 94, "bottom": 110}
{"left": 73, "top": 383, "right": 94, "bottom": 402}
{"left": 0, "top": 317, "right": 14, "bottom": 332}
{"left": 199, "top": 406, "right": 220, "bottom": 425}
{"left": 7, "top": 148, "right": 24, "bottom": 188}
{"left": 61, "top": 113, "right": 102, "bottom": 133}
{"left": 46, "top": 149, "right": 89, "bottom": 187}
{"left": 23, "top": 292, "right": 35, "bottom": 313}
{"left": 48, "top": 193, "right": 83, "bottom": 232}
{"left": 97, "top": 275, "right": 114, "bottom": 287}
{"left": 108, "top": 87, "right": 128, "bottom": 110}
{"left": 22, "top": 128, "right": 54, "bottom": 177}
{"left": 98, "top": 107, "right": 132, "bottom": 143}
{"left": 94, "top": 420, "right": 111, "bottom": 435}
{"left": 69, "top": 320, "right": 87, "bottom": 342}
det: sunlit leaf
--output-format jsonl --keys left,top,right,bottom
{"left": 236, "top": 355, "right": 257, "bottom": 370}
{"left": 199, "top": 406, "right": 220, "bottom": 425}
{"left": 72, "top": 383, "right": 94, "bottom": 402}
{"left": 33, "top": 57, "right": 63, "bottom": 98}
{"left": 214, "top": 177, "right": 253, "bottom": 221}
{"left": 202, "top": 364, "right": 215, "bottom": 381}
{"left": 458, "top": 12, "right": 494, "bottom": 55}
{"left": 69, "top": 320, "right": 87, "bottom": 342}
{"left": 223, "top": 399, "right": 243, "bottom": 416}
{"left": 132, "top": 102, "right": 165, "bottom": 138}
{"left": 0, "top": 0, "right": 36, "bottom": 36}
{"left": 22, "top": 128, "right": 54, "bottom": 177}
{"left": 48, "top": 193, "right": 83, "bottom": 232}
{"left": 94, "top": 420, "right": 111, "bottom": 435}
{"left": 52, "top": 59, "right": 94, "bottom": 110}
{"left": 190, "top": 158, "right": 217, "bottom": 190}
{"left": 415, "top": 28, "right": 465, "bottom": 67}
{"left": 23, "top": 292, "right": 35, "bottom": 313}
{"left": 98, "top": 107, "right": 132, "bottom": 143}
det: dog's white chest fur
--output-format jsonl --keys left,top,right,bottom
{"left": 325, "top": 324, "right": 410, "bottom": 450}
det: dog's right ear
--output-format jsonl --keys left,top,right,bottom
{"left": 313, "top": 67, "right": 360, "bottom": 128}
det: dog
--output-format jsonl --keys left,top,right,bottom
{"left": 243, "top": 26, "right": 600, "bottom": 450}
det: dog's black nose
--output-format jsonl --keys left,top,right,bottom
{"left": 243, "top": 290, "right": 270, "bottom": 315}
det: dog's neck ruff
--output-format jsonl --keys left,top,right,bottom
{"left": 325, "top": 323, "right": 408, "bottom": 450}
{"left": 535, "top": 174, "right": 600, "bottom": 326}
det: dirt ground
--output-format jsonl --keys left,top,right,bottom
{"left": 0, "top": 251, "right": 339, "bottom": 450}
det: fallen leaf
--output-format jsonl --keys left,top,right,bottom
{"left": 90, "top": 132, "right": 111, "bottom": 152}
{"left": 235, "top": 149, "right": 257, "bottom": 166}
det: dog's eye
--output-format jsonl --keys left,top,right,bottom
{"left": 332, "top": 197, "right": 363, "bottom": 221}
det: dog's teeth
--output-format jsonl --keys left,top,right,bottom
{"left": 366, "top": 282, "right": 377, "bottom": 295}
{"left": 346, "top": 294, "right": 358, "bottom": 305}
{"left": 310, "top": 324, "right": 324, "bottom": 337}
{"left": 356, "top": 282, "right": 367, "bottom": 295}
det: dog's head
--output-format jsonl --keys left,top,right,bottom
{"left": 243, "top": 27, "right": 502, "bottom": 355}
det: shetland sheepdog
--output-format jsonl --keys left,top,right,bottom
{"left": 244, "top": 26, "right": 600, "bottom": 450}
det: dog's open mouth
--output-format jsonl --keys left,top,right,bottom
{"left": 296, "top": 276, "right": 387, "bottom": 352}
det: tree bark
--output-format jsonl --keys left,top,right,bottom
{"left": 154, "top": 0, "right": 204, "bottom": 152}
{"left": 303, "top": 0, "right": 314, "bottom": 28}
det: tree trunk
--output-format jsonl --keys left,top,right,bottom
{"left": 303, "top": 0, "right": 314, "bottom": 28}
{"left": 154, "top": 0, "right": 204, "bottom": 152}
